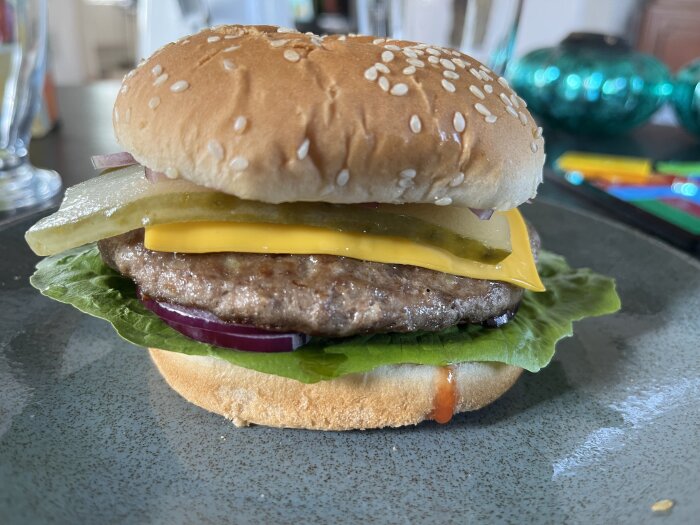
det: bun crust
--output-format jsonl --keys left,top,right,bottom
{"left": 149, "top": 348, "right": 523, "bottom": 430}
{"left": 115, "top": 25, "right": 544, "bottom": 210}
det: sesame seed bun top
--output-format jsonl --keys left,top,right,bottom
{"left": 114, "top": 25, "right": 544, "bottom": 210}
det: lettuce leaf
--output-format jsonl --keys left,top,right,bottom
{"left": 30, "top": 245, "right": 620, "bottom": 383}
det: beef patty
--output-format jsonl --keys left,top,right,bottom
{"left": 98, "top": 227, "right": 540, "bottom": 337}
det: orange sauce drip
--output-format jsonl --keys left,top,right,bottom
{"left": 430, "top": 366, "right": 457, "bottom": 424}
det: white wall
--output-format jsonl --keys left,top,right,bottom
{"left": 515, "top": 0, "right": 638, "bottom": 57}
{"left": 48, "top": 0, "right": 90, "bottom": 85}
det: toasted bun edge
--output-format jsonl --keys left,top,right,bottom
{"left": 149, "top": 348, "right": 523, "bottom": 430}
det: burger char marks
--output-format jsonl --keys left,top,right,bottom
{"left": 97, "top": 226, "right": 540, "bottom": 338}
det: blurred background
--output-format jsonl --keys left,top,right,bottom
{"left": 46, "top": 0, "right": 694, "bottom": 83}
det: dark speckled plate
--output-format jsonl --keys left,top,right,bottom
{"left": 1, "top": 201, "right": 699, "bottom": 525}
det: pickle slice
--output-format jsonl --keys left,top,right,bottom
{"left": 26, "top": 165, "right": 511, "bottom": 263}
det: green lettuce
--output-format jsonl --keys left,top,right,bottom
{"left": 30, "top": 245, "right": 620, "bottom": 383}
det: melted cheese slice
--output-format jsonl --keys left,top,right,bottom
{"left": 144, "top": 209, "right": 545, "bottom": 291}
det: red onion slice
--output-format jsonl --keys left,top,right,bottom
{"left": 139, "top": 292, "right": 310, "bottom": 353}
{"left": 144, "top": 167, "right": 169, "bottom": 183}
{"left": 469, "top": 208, "right": 494, "bottom": 220}
{"left": 91, "top": 152, "right": 137, "bottom": 170}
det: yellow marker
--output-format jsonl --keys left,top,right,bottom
{"left": 144, "top": 209, "right": 545, "bottom": 292}
{"left": 557, "top": 152, "right": 652, "bottom": 178}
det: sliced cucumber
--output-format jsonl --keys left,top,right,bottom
{"left": 26, "top": 165, "right": 511, "bottom": 263}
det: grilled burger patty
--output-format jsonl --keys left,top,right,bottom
{"left": 98, "top": 227, "right": 540, "bottom": 337}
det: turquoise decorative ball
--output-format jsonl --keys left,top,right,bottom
{"left": 672, "top": 59, "right": 700, "bottom": 137}
{"left": 508, "top": 33, "right": 673, "bottom": 135}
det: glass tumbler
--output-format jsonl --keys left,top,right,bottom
{"left": 352, "top": 0, "right": 523, "bottom": 75}
{"left": 0, "top": 0, "right": 60, "bottom": 212}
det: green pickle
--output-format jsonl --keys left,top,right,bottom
{"left": 26, "top": 165, "right": 511, "bottom": 263}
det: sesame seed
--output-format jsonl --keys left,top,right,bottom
{"left": 284, "top": 49, "right": 300, "bottom": 62}
{"left": 441, "top": 79, "right": 456, "bottom": 92}
{"left": 385, "top": 44, "right": 401, "bottom": 51}
{"left": 337, "top": 35, "right": 346, "bottom": 41}
{"left": 297, "top": 138, "right": 310, "bottom": 160}
{"left": 378, "top": 76, "right": 390, "bottom": 92}
{"left": 449, "top": 172, "right": 465, "bottom": 187}
{"left": 277, "top": 27, "right": 297, "bottom": 33}
{"left": 154, "top": 73, "right": 169, "bottom": 86}
{"left": 481, "top": 71, "right": 493, "bottom": 81}
{"left": 180, "top": 39, "right": 190, "bottom": 45}
{"left": 440, "top": 58, "right": 456, "bottom": 70}
{"left": 223, "top": 45, "right": 240, "bottom": 52}
{"left": 120, "top": 85, "right": 129, "bottom": 94}
{"left": 170, "top": 80, "right": 189, "bottom": 92}
{"left": 224, "top": 34, "right": 240, "bottom": 40}
{"left": 485, "top": 115, "right": 498, "bottom": 124}
{"left": 373, "top": 38, "right": 386, "bottom": 45}
{"left": 451, "top": 50, "right": 461, "bottom": 56}
{"left": 413, "top": 49, "right": 425, "bottom": 55}
{"left": 336, "top": 169, "right": 350, "bottom": 186}
{"left": 428, "top": 56, "right": 440, "bottom": 64}
{"left": 151, "top": 64, "right": 162, "bottom": 76}
{"left": 403, "top": 66, "right": 416, "bottom": 75}
{"left": 208, "top": 140, "right": 224, "bottom": 160}
{"left": 310, "top": 36, "right": 323, "bottom": 46}
{"left": 415, "top": 43, "right": 428, "bottom": 49}
{"left": 535, "top": 126, "right": 543, "bottom": 138}
{"left": 484, "top": 84, "right": 493, "bottom": 93}
{"left": 233, "top": 116, "right": 247, "bottom": 133}
{"left": 271, "top": 39, "right": 289, "bottom": 47}
{"left": 469, "top": 85, "right": 485, "bottom": 99}
{"left": 223, "top": 59, "right": 235, "bottom": 71}
{"left": 500, "top": 93, "right": 513, "bottom": 106}
{"left": 374, "top": 63, "right": 390, "bottom": 74}
{"left": 517, "top": 95, "right": 528, "bottom": 107}
{"left": 407, "top": 58, "right": 424, "bottom": 68}
{"left": 443, "top": 70, "right": 459, "bottom": 79}
{"left": 409, "top": 114, "right": 422, "bottom": 133}
{"left": 453, "top": 111, "right": 466, "bottom": 132}
{"left": 402, "top": 49, "right": 418, "bottom": 58}
{"left": 510, "top": 94, "right": 520, "bottom": 108}
{"left": 148, "top": 96, "right": 160, "bottom": 109}
{"left": 518, "top": 111, "right": 528, "bottom": 125}
{"left": 530, "top": 142, "right": 538, "bottom": 152}
{"left": 505, "top": 105, "right": 518, "bottom": 117}
{"left": 207, "top": 36, "right": 221, "bottom": 43}
{"left": 479, "top": 64, "right": 491, "bottom": 73}
{"left": 390, "top": 83, "right": 409, "bottom": 96}
{"left": 498, "top": 76, "right": 509, "bottom": 87}
{"left": 364, "top": 66, "right": 378, "bottom": 81}
{"left": 452, "top": 58, "right": 466, "bottom": 69}
{"left": 400, "top": 168, "right": 417, "bottom": 179}
{"left": 230, "top": 156, "right": 248, "bottom": 171}
{"left": 469, "top": 68, "right": 482, "bottom": 80}
{"left": 125, "top": 69, "right": 137, "bottom": 79}
{"left": 435, "top": 197, "right": 452, "bottom": 206}
{"left": 426, "top": 47, "right": 441, "bottom": 56}
{"left": 381, "top": 50, "right": 395, "bottom": 63}
{"left": 474, "top": 103, "right": 491, "bottom": 116}
{"left": 165, "top": 167, "right": 179, "bottom": 179}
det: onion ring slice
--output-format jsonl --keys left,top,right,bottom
{"left": 91, "top": 152, "right": 137, "bottom": 170}
{"left": 139, "top": 291, "right": 311, "bottom": 352}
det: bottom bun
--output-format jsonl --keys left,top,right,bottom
{"left": 149, "top": 348, "right": 523, "bottom": 430}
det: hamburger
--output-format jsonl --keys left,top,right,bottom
{"left": 26, "top": 25, "right": 620, "bottom": 430}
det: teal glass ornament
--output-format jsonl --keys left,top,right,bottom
{"left": 508, "top": 33, "right": 673, "bottom": 135}
{"left": 672, "top": 59, "right": 700, "bottom": 137}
